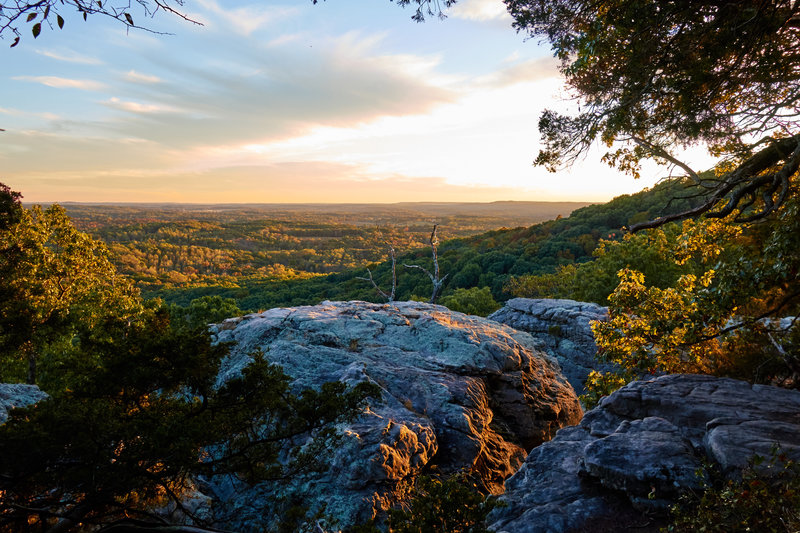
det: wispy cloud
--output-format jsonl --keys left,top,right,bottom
{"left": 12, "top": 76, "right": 106, "bottom": 91}
{"left": 473, "top": 56, "right": 560, "bottom": 88}
{"left": 98, "top": 31, "right": 455, "bottom": 149}
{"left": 266, "top": 32, "right": 307, "bottom": 48}
{"left": 123, "top": 70, "right": 162, "bottom": 84}
{"left": 195, "top": 0, "right": 298, "bottom": 36}
{"left": 0, "top": 107, "right": 60, "bottom": 120}
{"left": 105, "top": 97, "right": 183, "bottom": 115}
{"left": 449, "top": 0, "right": 511, "bottom": 22}
{"left": 36, "top": 49, "right": 103, "bottom": 65}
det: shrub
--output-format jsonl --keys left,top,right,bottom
{"left": 665, "top": 449, "right": 800, "bottom": 533}
{"left": 439, "top": 287, "right": 501, "bottom": 317}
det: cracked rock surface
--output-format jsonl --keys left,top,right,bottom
{"left": 489, "top": 298, "right": 611, "bottom": 394}
{"left": 0, "top": 383, "right": 47, "bottom": 424}
{"left": 207, "top": 300, "right": 581, "bottom": 531}
{"left": 489, "top": 374, "right": 800, "bottom": 533}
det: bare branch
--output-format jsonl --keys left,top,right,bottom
{"left": 356, "top": 244, "right": 396, "bottom": 302}
{"left": 404, "top": 224, "right": 447, "bottom": 303}
{"left": 0, "top": 0, "right": 202, "bottom": 46}
{"left": 631, "top": 136, "right": 702, "bottom": 184}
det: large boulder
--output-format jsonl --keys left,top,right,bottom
{"left": 206, "top": 300, "right": 582, "bottom": 530}
{"left": 0, "top": 383, "right": 47, "bottom": 424}
{"left": 489, "top": 374, "right": 800, "bottom": 533}
{"left": 489, "top": 298, "right": 610, "bottom": 394}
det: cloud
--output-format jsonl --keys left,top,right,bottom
{"left": 266, "top": 32, "right": 306, "bottom": 48}
{"left": 104, "top": 97, "right": 184, "bottom": 115}
{"left": 35, "top": 49, "right": 103, "bottom": 65}
{"left": 473, "top": 56, "right": 561, "bottom": 88}
{"left": 0, "top": 107, "right": 60, "bottom": 120}
{"left": 97, "top": 32, "right": 455, "bottom": 149}
{"left": 449, "top": 0, "right": 511, "bottom": 22}
{"left": 195, "top": 0, "right": 298, "bottom": 36}
{"left": 12, "top": 76, "right": 106, "bottom": 91}
{"left": 0, "top": 129, "right": 175, "bottom": 176}
{"left": 123, "top": 70, "right": 162, "bottom": 84}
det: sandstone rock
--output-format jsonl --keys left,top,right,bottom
{"left": 489, "top": 298, "right": 610, "bottom": 394}
{"left": 0, "top": 383, "right": 47, "bottom": 424}
{"left": 489, "top": 374, "right": 800, "bottom": 533}
{"left": 207, "top": 300, "right": 582, "bottom": 531}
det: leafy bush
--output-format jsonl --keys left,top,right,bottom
{"left": 386, "top": 473, "right": 499, "bottom": 533}
{"left": 584, "top": 212, "right": 800, "bottom": 403}
{"left": 665, "top": 450, "right": 800, "bottom": 533}
{"left": 439, "top": 287, "right": 501, "bottom": 317}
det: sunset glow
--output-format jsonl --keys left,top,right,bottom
{"left": 1, "top": 0, "right": 713, "bottom": 203}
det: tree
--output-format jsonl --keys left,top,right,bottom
{"left": 0, "top": 192, "right": 142, "bottom": 385}
{"left": 357, "top": 242, "right": 398, "bottom": 303}
{"left": 508, "top": 0, "right": 800, "bottom": 227}
{"left": 583, "top": 212, "right": 800, "bottom": 405}
{"left": 0, "top": 306, "right": 378, "bottom": 533}
{"left": 439, "top": 287, "right": 500, "bottom": 317}
{"left": 169, "top": 295, "right": 243, "bottom": 329}
{"left": 0, "top": 189, "right": 381, "bottom": 532}
{"left": 386, "top": 473, "right": 497, "bottom": 533}
{"left": 0, "top": 183, "right": 21, "bottom": 230}
{"left": 505, "top": 0, "right": 800, "bottom": 404}
{"left": 404, "top": 225, "right": 449, "bottom": 304}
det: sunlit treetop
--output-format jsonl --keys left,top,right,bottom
{"left": 506, "top": 0, "right": 800, "bottom": 228}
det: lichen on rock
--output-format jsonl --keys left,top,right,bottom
{"left": 206, "top": 300, "right": 582, "bottom": 530}
{"left": 489, "top": 298, "right": 611, "bottom": 394}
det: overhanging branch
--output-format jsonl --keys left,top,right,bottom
{"left": 629, "top": 133, "right": 800, "bottom": 232}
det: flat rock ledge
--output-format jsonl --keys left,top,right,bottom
{"left": 488, "top": 374, "right": 800, "bottom": 533}
{"left": 208, "top": 300, "right": 582, "bottom": 531}
{"left": 489, "top": 298, "right": 611, "bottom": 394}
{"left": 0, "top": 383, "right": 47, "bottom": 424}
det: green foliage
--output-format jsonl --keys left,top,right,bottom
{"left": 146, "top": 180, "right": 703, "bottom": 311}
{"left": 580, "top": 370, "right": 631, "bottom": 409}
{"left": 64, "top": 202, "right": 565, "bottom": 295}
{"left": 586, "top": 218, "right": 744, "bottom": 400}
{"left": 665, "top": 450, "right": 800, "bottom": 533}
{"left": 586, "top": 197, "right": 800, "bottom": 403}
{"left": 510, "top": 0, "right": 800, "bottom": 223}
{"left": 387, "top": 473, "right": 499, "bottom": 533}
{"left": 0, "top": 306, "right": 379, "bottom": 531}
{"left": 439, "top": 287, "right": 500, "bottom": 317}
{"left": 0, "top": 195, "right": 382, "bottom": 532}
{"left": 169, "top": 295, "right": 243, "bottom": 328}
{"left": 505, "top": 264, "right": 578, "bottom": 300}
{"left": 0, "top": 200, "right": 143, "bottom": 385}
{"left": 0, "top": 183, "right": 22, "bottom": 230}
{"left": 506, "top": 212, "right": 714, "bottom": 305}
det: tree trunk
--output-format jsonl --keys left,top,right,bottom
{"left": 24, "top": 341, "right": 36, "bottom": 385}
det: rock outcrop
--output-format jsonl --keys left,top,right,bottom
{"left": 0, "top": 383, "right": 47, "bottom": 424}
{"left": 207, "top": 300, "right": 582, "bottom": 530}
{"left": 489, "top": 374, "right": 800, "bottom": 533}
{"left": 489, "top": 298, "right": 610, "bottom": 393}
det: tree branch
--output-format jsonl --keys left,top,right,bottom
{"left": 632, "top": 136, "right": 702, "bottom": 184}
{"left": 629, "top": 133, "right": 800, "bottom": 232}
{"left": 356, "top": 243, "right": 396, "bottom": 302}
{"left": 403, "top": 225, "right": 447, "bottom": 303}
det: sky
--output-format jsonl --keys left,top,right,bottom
{"left": 0, "top": 0, "right": 715, "bottom": 204}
